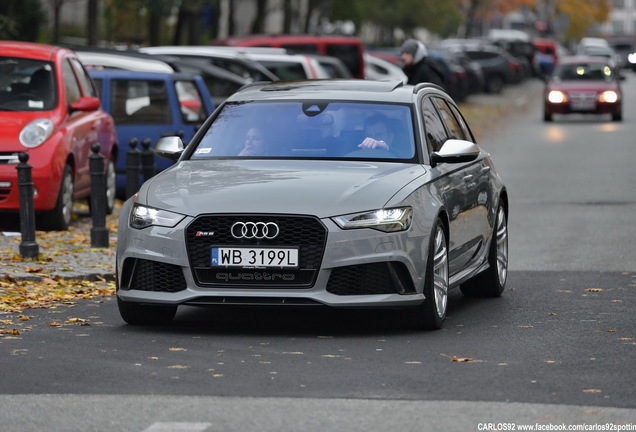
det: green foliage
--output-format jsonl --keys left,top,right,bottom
{"left": 0, "top": 0, "right": 44, "bottom": 41}
{"left": 332, "top": 0, "right": 461, "bottom": 41}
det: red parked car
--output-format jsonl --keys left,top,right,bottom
{"left": 0, "top": 41, "right": 118, "bottom": 230}
{"left": 543, "top": 56, "right": 623, "bottom": 122}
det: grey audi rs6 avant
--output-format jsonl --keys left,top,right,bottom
{"left": 116, "top": 79, "right": 509, "bottom": 330}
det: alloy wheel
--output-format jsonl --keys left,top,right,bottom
{"left": 432, "top": 225, "right": 449, "bottom": 318}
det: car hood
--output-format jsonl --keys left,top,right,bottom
{"left": 141, "top": 159, "right": 427, "bottom": 218}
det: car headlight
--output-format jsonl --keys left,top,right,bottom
{"left": 19, "top": 118, "right": 54, "bottom": 148}
{"left": 598, "top": 90, "right": 618, "bottom": 103}
{"left": 130, "top": 203, "right": 185, "bottom": 229}
{"left": 333, "top": 207, "right": 413, "bottom": 232}
{"left": 547, "top": 90, "right": 567, "bottom": 103}
{"left": 628, "top": 52, "right": 636, "bottom": 64}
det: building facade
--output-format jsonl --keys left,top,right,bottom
{"left": 601, "top": 0, "right": 636, "bottom": 38}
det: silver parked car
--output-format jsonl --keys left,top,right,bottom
{"left": 116, "top": 79, "right": 509, "bottom": 330}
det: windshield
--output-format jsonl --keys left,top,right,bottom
{"left": 191, "top": 101, "right": 416, "bottom": 160}
{"left": 553, "top": 62, "right": 615, "bottom": 82}
{"left": 0, "top": 58, "right": 57, "bottom": 111}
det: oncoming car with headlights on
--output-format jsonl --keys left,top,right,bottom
{"left": 116, "top": 79, "right": 509, "bottom": 330}
{"left": 543, "top": 56, "right": 623, "bottom": 122}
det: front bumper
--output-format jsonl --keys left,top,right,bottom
{"left": 116, "top": 211, "right": 429, "bottom": 309}
{"left": 0, "top": 165, "right": 62, "bottom": 211}
{"left": 545, "top": 101, "right": 621, "bottom": 115}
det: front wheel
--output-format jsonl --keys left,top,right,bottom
{"left": 405, "top": 220, "right": 449, "bottom": 330}
{"left": 117, "top": 297, "right": 177, "bottom": 325}
{"left": 42, "top": 164, "right": 74, "bottom": 230}
{"left": 461, "top": 203, "right": 508, "bottom": 297}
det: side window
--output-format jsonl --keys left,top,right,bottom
{"left": 205, "top": 77, "right": 242, "bottom": 102}
{"left": 175, "top": 80, "right": 207, "bottom": 123}
{"left": 326, "top": 44, "right": 362, "bottom": 78}
{"left": 92, "top": 78, "right": 102, "bottom": 99}
{"left": 447, "top": 102, "right": 475, "bottom": 142}
{"left": 421, "top": 98, "right": 447, "bottom": 153}
{"left": 110, "top": 79, "right": 172, "bottom": 125}
{"left": 432, "top": 97, "right": 468, "bottom": 141}
{"left": 70, "top": 58, "right": 96, "bottom": 98}
{"left": 62, "top": 59, "right": 82, "bottom": 104}
{"left": 258, "top": 60, "right": 306, "bottom": 80}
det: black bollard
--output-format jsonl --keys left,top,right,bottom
{"left": 16, "top": 152, "right": 39, "bottom": 258}
{"left": 89, "top": 143, "right": 109, "bottom": 248}
{"left": 125, "top": 138, "right": 140, "bottom": 200}
{"left": 140, "top": 138, "right": 155, "bottom": 183}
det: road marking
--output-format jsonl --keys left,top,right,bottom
{"left": 143, "top": 423, "right": 211, "bottom": 432}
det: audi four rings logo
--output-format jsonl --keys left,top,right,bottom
{"left": 231, "top": 222, "right": 280, "bottom": 239}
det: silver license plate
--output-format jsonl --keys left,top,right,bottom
{"left": 211, "top": 247, "right": 299, "bottom": 268}
{"left": 571, "top": 101, "right": 596, "bottom": 111}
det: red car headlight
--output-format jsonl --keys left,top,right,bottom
{"left": 598, "top": 91, "right": 618, "bottom": 103}
{"left": 547, "top": 90, "right": 567, "bottom": 104}
{"left": 19, "top": 118, "right": 54, "bottom": 148}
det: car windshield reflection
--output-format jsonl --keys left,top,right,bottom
{"left": 0, "top": 58, "right": 57, "bottom": 111}
{"left": 553, "top": 63, "right": 615, "bottom": 82}
{"left": 191, "top": 101, "right": 416, "bottom": 160}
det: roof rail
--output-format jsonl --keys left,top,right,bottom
{"left": 412, "top": 82, "right": 445, "bottom": 93}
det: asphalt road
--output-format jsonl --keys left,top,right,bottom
{"left": 1, "top": 77, "right": 635, "bottom": 431}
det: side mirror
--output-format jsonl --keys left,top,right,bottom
{"left": 155, "top": 136, "right": 185, "bottom": 161}
{"left": 70, "top": 96, "right": 100, "bottom": 112}
{"left": 430, "top": 139, "right": 480, "bottom": 168}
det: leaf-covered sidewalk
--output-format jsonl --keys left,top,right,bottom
{"left": 1, "top": 203, "right": 119, "bottom": 314}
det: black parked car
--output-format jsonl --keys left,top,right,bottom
{"left": 440, "top": 39, "right": 516, "bottom": 94}
{"left": 438, "top": 48, "right": 485, "bottom": 95}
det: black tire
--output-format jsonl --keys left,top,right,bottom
{"left": 461, "top": 204, "right": 508, "bottom": 297}
{"left": 42, "top": 164, "right": 74, "bottom": 230}
{"left": 543, "top": 112, "right": 552, "bottom": 122}
{"left": 117, "top": 297, "right": 177, "bottom": 325}
{"left": 485, "top": 75, "right": 504, "bottom": 94}
{"left": 405, "top": 219, "right": 449, "bottom": 330}
{"left": 612, "top": 111, "right": 622, "bottom": 122}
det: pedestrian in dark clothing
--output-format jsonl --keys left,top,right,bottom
{"left": 400, "top": 39, "right": 446, "bottom": 88}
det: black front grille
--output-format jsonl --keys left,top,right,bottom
{"left": 327, "top": 262, "right": 415, "bottom": 295}
{"left": 122, "top": 258, "right": 187, "bottom": 293}
{"left": 186, "top": 215, "right": 327, "bottom": 287}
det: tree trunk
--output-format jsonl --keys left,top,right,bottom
{"left": 251, "top": 0, "right": 266, "bottom": 34}
{"left": 87, "top": 0, "right": 99, "bottom": 46}
{"left": 52, "top": 0, "right": 64, "bottom": 43}
{"left": 147, "top": 2, "right": 162, "bottom": 46}
{"left": 464, "top": 0, "right": 481, "bottom": 38}
{"left": 283, "top": 0, "right": 292, "bottom": 33}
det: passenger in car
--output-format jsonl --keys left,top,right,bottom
{"left": 358, "top": 114, "right": 395, "bottom": 151}
{"left": 238, "top": 126, "right": 269, "bottom": 156}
